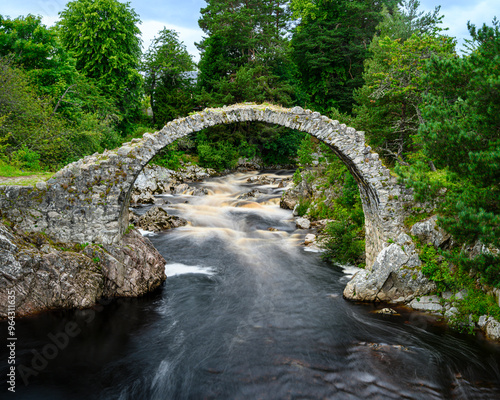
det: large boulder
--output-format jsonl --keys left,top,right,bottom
{"left": 84, "top": 230, "right": 166, "bottom": 297}
{"left": 343, "top": 233, "right": 435, "bottom": 303}
{"left": 410, "top": 215, "right": 451, "bottom": 249}
{"left": 132, "top": 206, "right": 187, "bottom": 232}
{"left": 0, "top": 223, "right": 166, "bottom": 318}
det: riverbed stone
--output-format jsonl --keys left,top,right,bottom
{"left": 485, "top": 318, "right": 500, "bottom": 340}
{"left": 343, "top": 234, "right": 435, "bottom": 303}
{"left": 408, "top": 295, "right": 443, "bottom": 313}
{"left": 296, "top": 217, "right": 311, "bottom": 230}
{"left": 132, "top": 206, "right": 187, "bottom": 232}
{"left": 304, "top": 233, "right": 316, "bottom": 245}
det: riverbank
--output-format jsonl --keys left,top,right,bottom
{"left": 280, "top": 151, "right": 500, "bottom": 342}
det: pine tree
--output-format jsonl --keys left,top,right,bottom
{"left": 291, "top": 0, "right": 395, "bottom": 114}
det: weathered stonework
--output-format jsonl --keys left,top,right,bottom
{"left": 0, "top": 103, "right": 409, "bottom": 269}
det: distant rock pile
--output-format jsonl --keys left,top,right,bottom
{"left": 130, "top": 207, "right": 187, "bottom": 232}
{"left": 131, "top": 164, "right": 216, "bottom": 204}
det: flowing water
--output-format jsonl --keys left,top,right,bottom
{"left": 2, "top": 171, "right": 500, "bottom": 399}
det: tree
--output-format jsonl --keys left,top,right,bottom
{"left": 195, "top": 0, "right": 301, "bottom": 167}
{"left": 0, "top": 14, "right": 77, "bottom": 101}
{"left": 57, "top": 0, "right": 143, "bottom": 134}
{"left": 353, "top": 0, "right": 452, "bottom": 164}
{"left": 401, "top": 20, "right": 500, "bottom": 248}
{"left": 197, "top": 0, "right": 294, "bottom": 104}
{"left": 291, "top": 0, "right": 394, "bottom": 114}
{"left": 0, "top": 58, "right": 119, "bottom": 168}
{"left": 142, "top": 28, "right": 195, "bottom": 127}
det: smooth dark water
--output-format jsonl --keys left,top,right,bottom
{"left": 2, "top": 171, "right": 500, "bottom": 399}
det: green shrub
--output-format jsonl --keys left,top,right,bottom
{"left": 151, "top": 142, "right": 190, "bottom": 170}
{"left": 197, "top": 140, "right": 239, "bottom": 171}
{"left": 322, "top": 217, "right": 365, "bottom": 265}
{"left": 11, "top": 146, "right": 41, "bottom": 171}
{"left": 295, "top": 198, "right": 311, "bottom": 217}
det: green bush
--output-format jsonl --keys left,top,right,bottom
{"left": 197, "top": 140, "right": 239, "bottom": 171}
{"left": 295, "top": 198, "right": 311, "bottom": 217}
{"left": 151, "top": 142, "right": 190, "bottom": 170}
{"left": 322, "top": 217, "right": 365, "bottom": 265}
{"left": 11, "top": 146, "right": 41, "bottom": 171}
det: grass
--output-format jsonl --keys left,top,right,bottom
{"left": 0, "top": 161, "right": 53, "bottom": 186}
{"left": 415, "top": 239, "right": 500, "bottom": 331}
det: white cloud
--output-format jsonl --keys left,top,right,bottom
{"left": 140, "top": 20, "right": 204, "bottom": 62}
{"left": 421, "top": 1, "right": 500, "bottom": 52}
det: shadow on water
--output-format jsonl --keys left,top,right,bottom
{"left": 2, "top": 170, "right": 500, "bottom": 399}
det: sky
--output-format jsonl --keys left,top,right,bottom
{"left": 1, "top": 0, "right": 499, "bottom": 62}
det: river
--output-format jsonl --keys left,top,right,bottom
{"left": 2, "top": 170, "right": 500, "bottom": 399}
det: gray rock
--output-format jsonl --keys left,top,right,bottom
{"left": 0, "top": 222, "right": 165, "bottom": 318}
{"left": 304, "top": 233, "right": 316, "bottom": 245}
{"left": 133, "top": 206, "right": 187, "bottom": 232}
{"left": 131, "top": 191, "right": 155, "bottom": 205}
{"left": 344, "top": 234, "right": 435, "bottom": 303}
{"left": 238, "top": 189, "right": 266, "bottom": 200}
{"left": 478, "top": 315, "right": 489, "bottom": 328}
{"left": 375, "top": 308, "right": 397, "bottom": 315}
{"left": 173, "top": 183, "right": 189, "bottom": 194}
{"left": 35, "top": 181, "right": 47, "bottom": 191}
{"left": 410, "top": 215, "right": 451, "bottom": 249}
{"left": 409, "top": 295, "right": 443, "bottom": 313}
{"left": 444, "top": 306, "right": 458, "bottom": 319}
{"left": 296, "top": 217, "right": 311, "bottom": 230}
{"left": 485, "top": 318, "right": 500, "bottom": 340}
{"left": 454, "top": 289, "right": 468, "bottom": 300}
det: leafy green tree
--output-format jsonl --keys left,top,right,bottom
{"left": 399, "top": 20, "right": 500, "bottom": 252}
{"left": 57, "top": 0, "right": 143, "bottom": 134}
{"left": 0, "top": 13, "right": 119, "bottom": 129}
{"left": 291, "top": 0, "right": 394, "bottom": 114}
{"left": 197, "top": 0, "right": 295, "bottom": 104}
{"left": 353, "top": 0, "right": 453, "bottom": 164}
{"left": 355, "top": 34, "right": 455, "bottom": 164}
{"left": 142, "top": 28, "right": 195, "bottom": 127}
{"left": 195, "top": 0, "right": 301, "bottom": 167}
{"left": 0, "top": 58, "right": 119, "bottom": 169}
{"left": 0, "top": 14, "right": 78, "bottom": 101}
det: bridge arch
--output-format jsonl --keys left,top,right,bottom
{"left": 0, "top": 104, "right": 408, "bottom": 268}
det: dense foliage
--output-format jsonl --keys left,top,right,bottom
{"left": 291, "top": 0, "right": 395, "bottom": 114}
{"left": 57, "top": 0, "right": 143, "bottom": 134}
{"left": 142, "top": 29, "right": 196, "bottom": 128}
{"left": 397, "top": 20, "right": 500, "bottom": 288}
{"left": 354, "top": 0, "right": 451, "bottom": 164}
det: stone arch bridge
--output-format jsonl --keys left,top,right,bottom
{"left": 0, "top": 104, "right": 411, "bottom": 268}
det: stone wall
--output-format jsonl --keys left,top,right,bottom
{"left": 0, "top": 103, "right": 409, "bottom": 269}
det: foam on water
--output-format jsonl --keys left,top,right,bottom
{"left": 138, "top": 228, "right": 156, "bottom": 236}
{"left": 165, "top": 262, "right": 216, "bottom": 277}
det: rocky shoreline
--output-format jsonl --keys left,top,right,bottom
{"left": 0, "top": 222, "right": 165, "bottom": 318}
{"left": 281, "top": 166, "right": 500, "bottom": 341}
